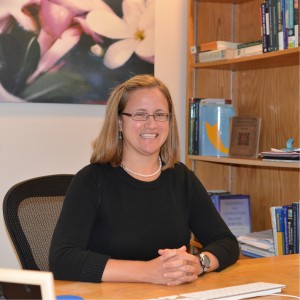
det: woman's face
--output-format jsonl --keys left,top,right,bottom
{"left": 120, "top": 87, "right": 170, "bottom": 158}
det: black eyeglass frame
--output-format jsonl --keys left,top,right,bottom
{"left": 120, "top": 112, "right": 171, "bottom": 122}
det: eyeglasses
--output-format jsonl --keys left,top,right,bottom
{"left": 121, "top": 112, "right": 171, "bottom": 122}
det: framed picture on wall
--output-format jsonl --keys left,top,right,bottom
{"left": 0, "top": 0, "right": 155, "bottom": 105}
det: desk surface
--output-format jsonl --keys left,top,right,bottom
{"left": 55, "top": 254, "right": 300, "bottom": 299}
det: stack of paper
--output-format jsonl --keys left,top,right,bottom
{"left": 237, "top": 229, "right": 275, "bottom": 258}
{"left": 260, "top": 148, "right": 300, "bottom": 162}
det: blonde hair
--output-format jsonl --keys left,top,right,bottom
{"left": 90, "top": 74, "right": 180, "bottom": 169}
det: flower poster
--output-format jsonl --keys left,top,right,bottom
{"left": 0, "top": 0, "right": 155, "bottom": 105}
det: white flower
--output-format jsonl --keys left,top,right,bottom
{"left": 86, "top": 0, "right": 154, "bottom": 69}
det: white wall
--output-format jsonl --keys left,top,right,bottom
{"left": 0, "top": 0, "right": 187, "bottom": 269}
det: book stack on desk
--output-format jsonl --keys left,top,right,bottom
{"left": 237, "top": 229, "right": 275, "bottom": 258}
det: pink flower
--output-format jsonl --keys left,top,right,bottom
{"left": 28, "top": 0, "right": 113, "bottom": 81}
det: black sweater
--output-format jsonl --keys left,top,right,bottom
{"left": 49, "top": 162, "right": 239, "bottom": 282}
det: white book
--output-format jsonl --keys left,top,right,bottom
{"left": 235, "top": 44, "right": 263, "bottom": 58}
{"left": 240, "top": 244, "right": 275, "bottom": 257}
{"left": 237, "top": 229, "right": 274, "bottom": 250}
{"left": 198, "top": 49, "right": 236, "bottom": 62}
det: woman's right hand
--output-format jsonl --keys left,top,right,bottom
{"left": 146, "top": 246, "right": 199, "bottom": 285}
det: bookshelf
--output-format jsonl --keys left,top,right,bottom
{"left": 186, "top": 0, "right": 300, "bottom": 233}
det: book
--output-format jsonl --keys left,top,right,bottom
{"left": 292, "top": 201, "right": 300, "bottom": 253}
{"left": 277, "top": 0, "right": 284, "bottom": 50}
{"left": 287, "top": 0, "right": 296, "bottom": 48}
{"left": 282, "top": 205, "right": 290, "bottom": 254}
{"left": 199, "top": 40, "right": 240, "bottom": 52}
{"left": 199, "top": 103, "right": 236, "bottom": 156}
{"left": 276, "top": 207, "right": 285, "bottom": 255}
{"left": 210, "top": 194, "right": 251, "bottom": 237}
{"left": 237, "top": 40, "right": 262, "bottom": 49}
{"left": 237, "top": 229, "right": 275, "bottom": 251}
{"left": 200, "top": 98, "right": 232, "bottom": 105}
{"left": 260, "top": 149, "right": 300, "bottom": 161}
{"left": 270, "top": 206, "right": 279, "bottom": 255}
{"left": 266, "top": 0, "right": 279, "bottom": 51}
{"left": 294, "top": 0, "right": 299, "bottom": 46}
{"left": 188, "top": 97, "right": 201, "bottom": 155}
{"left": 198, "top": 49, "right": 236, "bottom": 63}
{"left": 261, "top": 2, "right": 270, "bottom": 52}
{"left": 234, "top": 44, "right": 263, "bottom": 58}
{"left": 271, "top": 206, "right": 285, "bottom": 255}
{"left": 240, "top": 244, "right": 275, "bottom": 257}
{"left": 287, "top": 205, "right": 294, "bottom": 253}
{"left": 229, "top": 116, "right": 261, "bottom": 158}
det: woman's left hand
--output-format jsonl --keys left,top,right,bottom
{"left": 158, "top": 246, "right": 200, "bottom": 286}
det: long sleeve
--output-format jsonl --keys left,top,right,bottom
{"left": 49, "top": 166, "right": 110, "bottom": 282}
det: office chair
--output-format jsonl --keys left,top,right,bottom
{"left": 3, "top": 174, "right": 74, "bottom": 271}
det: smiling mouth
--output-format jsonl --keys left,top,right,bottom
{"left": 140, "top": 133, "right": 158, "bottom": 138}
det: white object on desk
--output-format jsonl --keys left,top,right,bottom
{"left": 0, "top": 268, "right": 55, "bottom": 300}
{"left": 153, "top": 282, "right": 286, "bottom": 300}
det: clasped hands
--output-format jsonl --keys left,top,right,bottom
{"left": 149, "top": 245, "right": 201, "bottom": 286}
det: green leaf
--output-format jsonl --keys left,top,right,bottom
{"left": 0, "top": 34, "right": 23, "bottom": 93}
{"left": 20, "top": 70, "right": 91, "bottom": 103}
{"left": 14, "top": 37, "right": 40, "bottom": 94}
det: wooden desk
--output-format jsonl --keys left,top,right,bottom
{"left": 55, "top": 254, "right": 300, "bottom": 299}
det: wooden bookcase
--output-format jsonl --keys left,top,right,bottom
{"left": 186, "top": 0, "right": 300, "bottom": 233}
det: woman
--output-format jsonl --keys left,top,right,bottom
{"left": 49, "top": 74, "right": 239, "bottom": 286}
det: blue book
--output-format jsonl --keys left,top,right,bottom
{"left": 199, "top": 103, "right": 235, "bottom": 157}
{"left": 287, "top": 205, "right": 294, "bottom": 254}
{"left": 275, "top": 207, "right": 285, "bottom": 255}
{"left": 210, "top": 194, "right": 251, "bottom": 237}
{"left": 282, "top": 205, "right": 289, "bottom": 254}
{"left": 292, "top": 201, "right": 300, "bottom": 253}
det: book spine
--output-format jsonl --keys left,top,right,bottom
{"left": 194, "top": 99, "right": 200, "bottom": 155}
{"left": 294, "top": 0, "right": 299, "bottom": 46}
{"left": 270, "top": 206, "right": 279, "bottom": 255}
{"left": 237, "top": 41, "right": 262, "bottom": 49}
{"left": 267, "top": 0, "right": 275, "bottom": 51}
{"left": 261, "top": 2, "right": 270, "bottom": 52}
{"left": 287, "top": 0, "right": 296, "bottom": 47}
{"left": 282, "top": 205, "right": 289, "bottom": 254}
{"left": 292, "top": 202, "right": 299, "bottom": 253}
{"left": 235, "top": 45, "right": 263, "bottom": 57}
{"left": 288, "top": 205, "right": 294, "bottom": 254}
{"left": 188, "top": 98, "right": 196, "bottom": 155}
{"left": 198, "top": 49, "right": 235, "bottom": 62}
{"left": 200, "top": 98, "right": 232, "bottom": 105}
{"left": 272, "top": 0, "right": 279, "bottom": 50}
{"left": 277, "top": 0, "right": 284, "bottom": 50}
{"left": 275, "top": 207, "right": 285, "bottom": 255}
{"left": 282, "top": 0, "right": 288, "bottom": 48}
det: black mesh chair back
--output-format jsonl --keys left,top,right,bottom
{"left": 3, "top": 174, "right": 74, "bottom": 271}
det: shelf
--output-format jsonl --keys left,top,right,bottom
{"left": 188, "top": 155, "right": 300, "bottom": 169}
{"left": 191, "top": 48, "right": 300, "bottom": 70}
{"left": 186, "top": 0, "right": 300, "bottom": 232}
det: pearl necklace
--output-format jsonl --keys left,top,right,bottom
{"left": 121, "top": 157, "right": 162, "bottom": 178}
